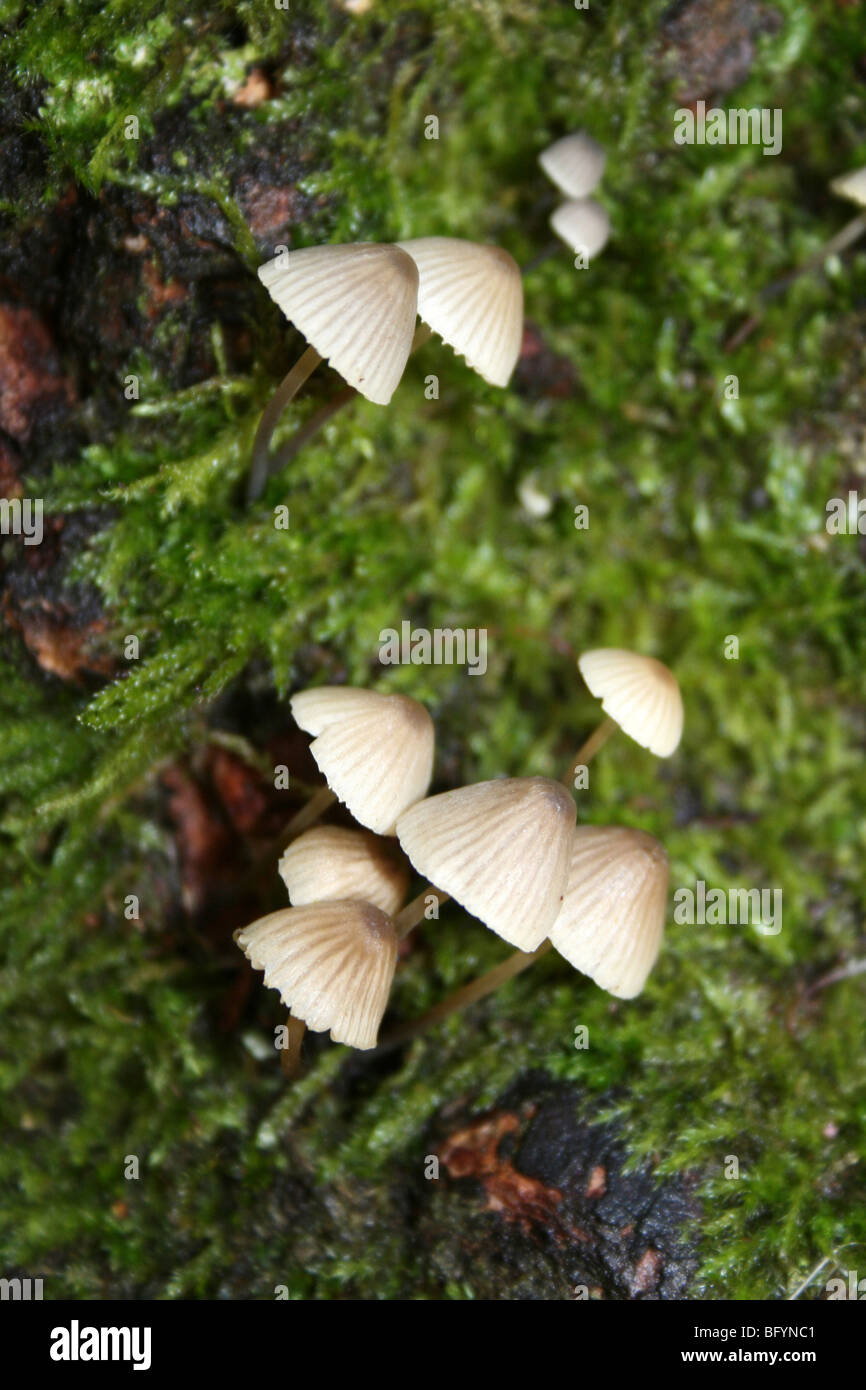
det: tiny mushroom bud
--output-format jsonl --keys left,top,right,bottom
{"left": 550, "top": 199, "right": 611, "bottom": 259}
{"left": 539, "top": 131, "right": 606, "bottom": 199}
{"left": 395, "top": 237, "right": 524, "bottom": 387}
{"left": 549, "top": 826, "right": 669, "bottom": 999}
{"left": 290, "top": 686, "right": 435, "bottom": 835}
{"left": 257, "top": 242, "right": 420, "bottom": 404}
{"left": 830, "top": 167, "right": 866, "bottom": 207}
{"left": 578, "top": 648, "right": 683, "bottom": 757}
{"left": 235, "top": 900, "right": 398, "bottom": 1050}
{"left": 396, "top": 777, "right": 576, "bottom": 951}
{"left": 278, "top": 825, "right": 409, "bottom": 916}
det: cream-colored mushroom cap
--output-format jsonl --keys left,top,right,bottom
{"left": 549, "top": 827, "right": 668, "bottom": 999}
{"left": 578, "top": 648, "right": 683, "bottom": 757}
{"left": 539, "top": 131, "right": 606, "bottom": 198}
{"left": 395, "top": 237, "right": 523, "bottom": 387}
{"left": 257, "top": 242, "right": 419, "bottom": 405}
{"left": 235, "top": 899, "right": 397, "bottom": 1050}
{"left": 396, "top": 777, "right": 576, "bottom": 951}
{"left": 290, "top": 686, "right": 435, "bottom": 835}
{"left": 550, "top": 199, "right": 611, "bottom": 258}
{"left": 830, "top": 167, "right": 866, "bottom": 207}
{"left": 278, "top": 825, "right": 409, "bottom": 915}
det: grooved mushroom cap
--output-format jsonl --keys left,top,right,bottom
{"left": 550, "top": 199, "right": 611, "bottom": 258}
{"left": 235, "top": 900, "right": 397, "bottom": 1050}
{"left": 539, "top": 132, "right": 606, "bottom": 198}
{"left": 395, "top": 237, "right": 523, "bottom": 387}
{"left": 290, "top": 686, "right": 435, "bottom": 835}
{"left": 831, "top": 167, "right": 866, "bottom": 207}
{"left": 257, "top": 243, "right": 419, "bottom": 404}
{"left": 279, "top": 825, "right": 409, "bottom": 915}
{"left": 578, "top": 648, "right": 683, "bottom": 757}
{"left": 549, "top": 827, "right": 669, "bottom": 999}
{"left": 396, "top": 776, "right": 576, "bottom": 951}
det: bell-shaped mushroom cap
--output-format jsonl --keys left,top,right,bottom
{"left": 396, "top": 777, "right": 576, "bottom": 951}
{"left": 395, "top": 237, "right": 523, "bottom": 387}
{"left": 549, "top": 827, "right": 668, "bottom": 998}
{"left": 831, "top": 167, "right": 866, "bottom": 207}
{"left": 578, "top": 648, "right": 683, "bottom": 757}
{"left": 257, "top": 243, "right": 419, "bottom": 405}
{"left": 290, "top": 686, "right": 435, "bottom": 835}
{"left": 550, "top": 199, "right": 611, "bottom": 258}
{"left": 539, "top": 132, "right": 606, "bottom": 198}
{"left": 236, "top": 900, "right": 397, "bottom": 1050}
{"left": 279, "top": 825, "right": 409, "bottom": 915}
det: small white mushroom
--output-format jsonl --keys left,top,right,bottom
{"left": 578, "top": 648, "right": 683, "bottom": 757}
{"left": 830, "top": 167, "right": 866, "bottom": 208}
{"left": 549, "top": 826, "right": 669, "bottom": 998}
{"left": 550, "top": 199, "right": 611, "bottom": 259}
{"left": 539, "top": 132, "right": 606, "bottom": 199}
{"left": 291, "top": 686, "right": 435, "bottom": 835}
{"left": 278, "top": 825, "right": 409, "bottom": 916}
{"left": 236, "top": 900, "right": 398, "bottom": 1050}
{"left": 257, "top": 242, "right": 419, "bottom": 405}
{"left": 396, "top": 237, "right": 524, "bottom": 387}
{"left": 396, "top": 776, "right": 576, "bottom": 951}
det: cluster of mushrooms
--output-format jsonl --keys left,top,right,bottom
{"left": 539, "top": 130, "right": 611, "bottom": 260}
{"left": 235, "top": 649, "right": 683, "bottom": 1053}
{"left": 246, "top": 129, "right": 609, "bottom": 499}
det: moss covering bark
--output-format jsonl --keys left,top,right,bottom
{"left": 0, "top": 0, "right": 864, "bottom": 1299}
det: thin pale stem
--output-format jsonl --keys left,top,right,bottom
{"left": 562, "top": 715, "right": 617, "bottom": 789}
{"left": 279, "top": 1013, "right": 307, "bottom": 1079}
{"left": 376, "top": 941, "right": 552, "bottom": 1055}
{"left": 247, "top": 345, "right": 322, "bottom": 502}
{"left": 279, "top": 784, "right": 337, "bottom": 844}
{"left": 395, "top": 886, "right": 450, "bottom": 939}
{"left": 256, "top": 322, "right": 435, "bottom": 494}
{"left": 725, "top": 211, "right": 866, "bottom": 352}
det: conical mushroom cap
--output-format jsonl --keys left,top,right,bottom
{"left": 279, "top": 825, "right": 409, "bottom": 915}
{"left": 235, "top": 900, "right": 397, "bottom": 1050}
{"left": 549, "top": 827, "right": 668, "bottom": 998}
{"left": 257, "top": 243, "right": 419, "bottom": 404}
{"left": 831, "top": 167, "right": 866, "bottom": 207}
{"left": 396, "top": 777, "right": 576, "bottom": 951}
{"left": 539, "top": 132, "right": 606, "bottom": 198}
{"left": 550, "top": 199, "right": 611, "bottom": 258}
{"left": 578, "top": 648, "right": 683, "bottom": 757}
{"left": 291, "top": 686, "right": 435, "bottom": 835}
{"left": 396, "top": 237, "right": 523, "bottom": 387}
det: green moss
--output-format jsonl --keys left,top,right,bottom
{"left": 1, "top": 0, "right": 865, "bottom": 1299}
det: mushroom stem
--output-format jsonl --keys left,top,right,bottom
{"left": 562, "top": 715, "right": 618, "bottom": 788}
{"left": 247, "top": 345, "right": 323, "bottom": 502}
{"left": 279, "top": 784, "right": 338, "bottom": 844}
{"left": 725, "top": 211, "right": 866, "bottom": 351}
{"left": 375, "top": 941, "right": 552, "bottom": 1054}
{"left": 394, "top": 885, "right": 451, "bottom": 939}
{"left": 279, "top": 1013, "right": 307, "bottom": 1078}
{"left": 251, "top": 323, "right": 434, "bottom": 496}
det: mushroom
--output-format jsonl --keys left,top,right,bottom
{"left": 539, "top": 131, "right": 606, "bottom": 198}
{"left": 290, "top": 685, "right": 435, "bottom": 835}
{"left": 235, "top": 900, "right": 398, "bottom": 1050}
{"left": 278, "top": 824, "right": 409, "bottom": 915}
{"left": 395, "top": 237, "right": 524, "bottom": 387}
{"left": 830, "top": 167, "right": 866, "bottom": 207}
{"left": 550, "top": 199, "right": 611, "bottom": 260}
{"left": 576, "top": 648, "right": 683, "bottom": 759}
{"left": 549, "top": 826, "right": 669, "bottom": 998}
{"left": 248, "top": 242, "right": 419, "bottom": 499}
{"left": 395, "top": 776, "right": 576, "bottom": 951}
